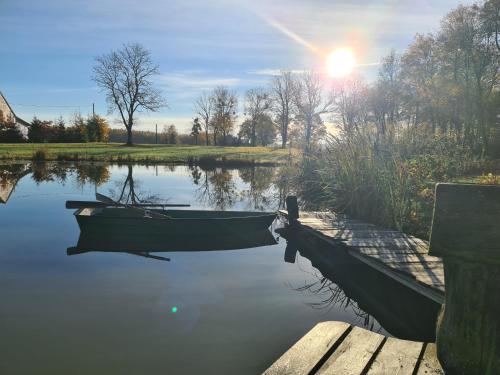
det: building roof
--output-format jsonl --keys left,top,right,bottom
{"left": 0, "top": 91, "right": 30, "bottom": 127}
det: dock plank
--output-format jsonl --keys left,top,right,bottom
{"left": 366, "top": 337, "right": 423, "bottom": 375}
{"left": 415, "top": 344, "right": 444, "bottom": 375}
{"left": 263, "top": 322, "right": 443, "bottom": 375}
{"left": 316, "top": 326, "right": 384, "bottom": 375}
{"left": 262, "top": 321, "right": 351, "bottom": 375}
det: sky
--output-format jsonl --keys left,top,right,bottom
{"left": 0, "top": 0, "right": 470, "bottom": 132}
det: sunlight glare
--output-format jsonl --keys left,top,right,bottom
{"left": 326, "top": 49, "right": 356, "bottom": 78}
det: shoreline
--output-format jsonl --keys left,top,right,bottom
{"left": 0, "top": 143, "right": 296, "bottom": 166}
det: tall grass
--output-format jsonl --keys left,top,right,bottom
{"left": 294, "top": 129, "right": 479, "bottom": 238}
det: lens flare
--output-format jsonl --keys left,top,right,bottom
{"left": 326, "top": 49, "right": 356, "bottom": 78}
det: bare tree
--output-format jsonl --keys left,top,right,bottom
{"left": 270, "top": 71, "right": 295, "bottom": 148}
{"left": 194, "top": 91, "right": 214, "bottom": 146}
{"left": 92, "top": 43, "right": 166, "bottom": 145}
{"left": 294, "top": 71, "right": 333, "bottom": 150}
{"left": 211, "top": 86, "right": 238, "bottom": 146}
{"left": 245, "top": 88, "right": 270, "bottom": 146}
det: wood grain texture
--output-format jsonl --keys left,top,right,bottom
{"left": 262, "top": 321, "right": 350, "bottom": 375}
{"left": 415, "top": 344, "right": 444, "bottom": 375}
{"left": 263, "top": 322, "right": 443, "bottom": 375}
{"left": 316, "top": 326, "right": 384, "bottom": 375}
{"left": 366, "top": 337, "right": 423, "bottom": 375}
{"left": 429, "top": 183, "right": 500, "bottom": 263}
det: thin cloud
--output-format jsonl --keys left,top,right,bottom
{"left": 159, "top": 73, "right": 241, "bottom": 90}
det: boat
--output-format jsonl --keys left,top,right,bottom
{"left": 73, "top": 207, "right": 277, "bottom": 236}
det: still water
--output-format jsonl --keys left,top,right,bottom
{"left": 0, "top": 163, "right": 437, "bottom": 374}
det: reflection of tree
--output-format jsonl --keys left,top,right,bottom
{"left": 239, "top": 166, "right": 276, "bottom": 210}
{"left": 292, "top": 269, "right": 381, "bottom": 332}
{"left": 74, "top": 164, "right": 110, "bottom": 186}
{"left": 191, "top": 166, "right": 202, "bottom": 185}
{"left": 191, "top": 166, "right": 237, "bottom": 210}
{"left": 0, "top": 163, "right": 30, "bottom": 203}
{"left": 29, "top": 162, "right": 110, "bottom": 187}
{"left": 111, "top": 164, "right": 158, "bottom": 204}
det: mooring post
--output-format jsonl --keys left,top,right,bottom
{"left": 285, "top": 196, "right": 299, "bottom": 226}
{"left": 429, "top": 183, "right": 500, "bottom": 374}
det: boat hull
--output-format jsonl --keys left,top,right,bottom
{"left": 75, "top": 208, "right": 277, "bottom": 237}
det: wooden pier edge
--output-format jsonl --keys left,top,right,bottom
{"left": 263, "top": 321, "right": 443, "bottom": 375}
{"left": 277, "top": 209, "right": 445, "bottom": 304}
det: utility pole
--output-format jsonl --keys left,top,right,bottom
{"left": 92, "top": 103, "right": 95, "bottom": 117}
{"left": 155, "top": 124, "right": 158, "bottom": 144}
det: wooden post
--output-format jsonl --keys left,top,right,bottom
{"left": 285, "top": 196, "right": 299, "bottom": 225}
{"left": 429, "top": 183, "right": 500, "bottom": 374}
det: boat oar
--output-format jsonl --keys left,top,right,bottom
{"left": 66, "top": 201, "right": 190, "bottom": 209}
{"left": 95, "top": 192, "right": 170, "bottom": 219}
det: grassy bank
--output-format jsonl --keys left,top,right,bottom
{"left": 0, "top": 143, "right": 296, "bottom": 165}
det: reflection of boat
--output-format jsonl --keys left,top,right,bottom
{"left": 68, "top": 229, "right": 277, "bottom": 258}
{"left": 74, "top": 207, "right": 277, "bottom": 236}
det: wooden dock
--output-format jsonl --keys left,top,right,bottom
{"left": 263, "top": 321, "right": 443, "bottom": 374}
{"left": 278, "top": 211, "right": 445, "bottom": 304}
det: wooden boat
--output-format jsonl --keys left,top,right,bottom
{"left": 74, "top": 207, "right": 277, "bottom": 236}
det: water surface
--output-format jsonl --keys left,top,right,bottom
{"left": 0, "top": 162, "right": 436, "bottom": 374}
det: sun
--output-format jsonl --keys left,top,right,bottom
{"left": 326, "top": 48, "right": 356, "bottom": 78}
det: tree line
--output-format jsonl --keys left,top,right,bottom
{"left": 192, "top": 71, "right": 329, "bottom": 149}
{"left": 291, "top": 0, "right": 500, "bottom": 239}
{"left": 0, "top": 114, "right": 110, "bottom": 143}
{"left": 329, "top": 1, "right": 500, "bottom": 158}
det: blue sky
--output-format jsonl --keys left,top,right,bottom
{"left": 0, "top": 0, "right": 469, "bottom": 132}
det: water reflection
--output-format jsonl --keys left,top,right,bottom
{"left": 109, "top": 164, "right": 159, "bottom": 204}
{"left": 190, "top": 166, "right": 237, "bottom": 210}
{"left": 0, "top": 161, "right": 290, "bottom": 212}
{"left": 30, "top": 162, "right": 110, "bottom": 186}
{"left": 68, "top": 230, "right": 277, "bottom": 256}
{"left": 0, "top": 163, "right": 30, "bottom": 203}
{"left": 278, "top": 227, "right": 440, "bottom": 342}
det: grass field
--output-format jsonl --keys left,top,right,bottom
{"left": 0, "top": 143, "right": 296, "bottom": 165}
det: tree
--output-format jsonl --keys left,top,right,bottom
{"left": 481, "top": 0, "right": 500, "bottom": 51}
{"left": 92, "top": 43, "right": 166, "bottom": 146}
{"left": 86, "top": 115, "right": 110, "bottom": 142}
{"left": 163, "top": 124, "right": 178, "bottom": 144}
{"left": 28, "top": 117, "right": 54, "bottom": 143}
{"left": 245, "top": 88, "right": 270, "bottom": 146}
{"left": 191, "top": 118, "right": 202, "bottom": 145}
{"left": 211, "top": 86, "right": 238, "bottom": 145}
{"left": 54, "top": 116, "right": 66, "bottom": 142}
{"left": 294, "top": 71, "right": 333, "bottom": 150}
{"left": 194, "top": 92, "right": 214, "bottom": 146}
{"left": 0, "top": 114, "right": 23, "bottom": 143}
{"left": 332, "top": 76, "right": 369, "bottom": 135}
{"left": 239, "top": 114, "right": 276, "bottom": 146}
{"left": 270, "top": 71, "right": 295, "bottom": 148}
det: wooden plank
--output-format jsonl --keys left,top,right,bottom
{"left": 316, "top": 326, "right": 385, "bottom": 375}
{"left": 366, "top": 337, "right": 423, "bottom": 375}
{"left": 348, "top": 238, "right": 426, "bottom": 250}
{"left": 356, "top": 247, "right": 436, "bottom": 257}
{"left": 415, "top": 344, "right": 444, "bottom": 375}
{"left": 263, "top": 321, "right": 351, "bottom": 375}
{"left": 356, "top": 249, "right": 442, "bottom": 264}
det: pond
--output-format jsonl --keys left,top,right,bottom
{"left": 0, "top": 162, "right": 438, "bottom": 374}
